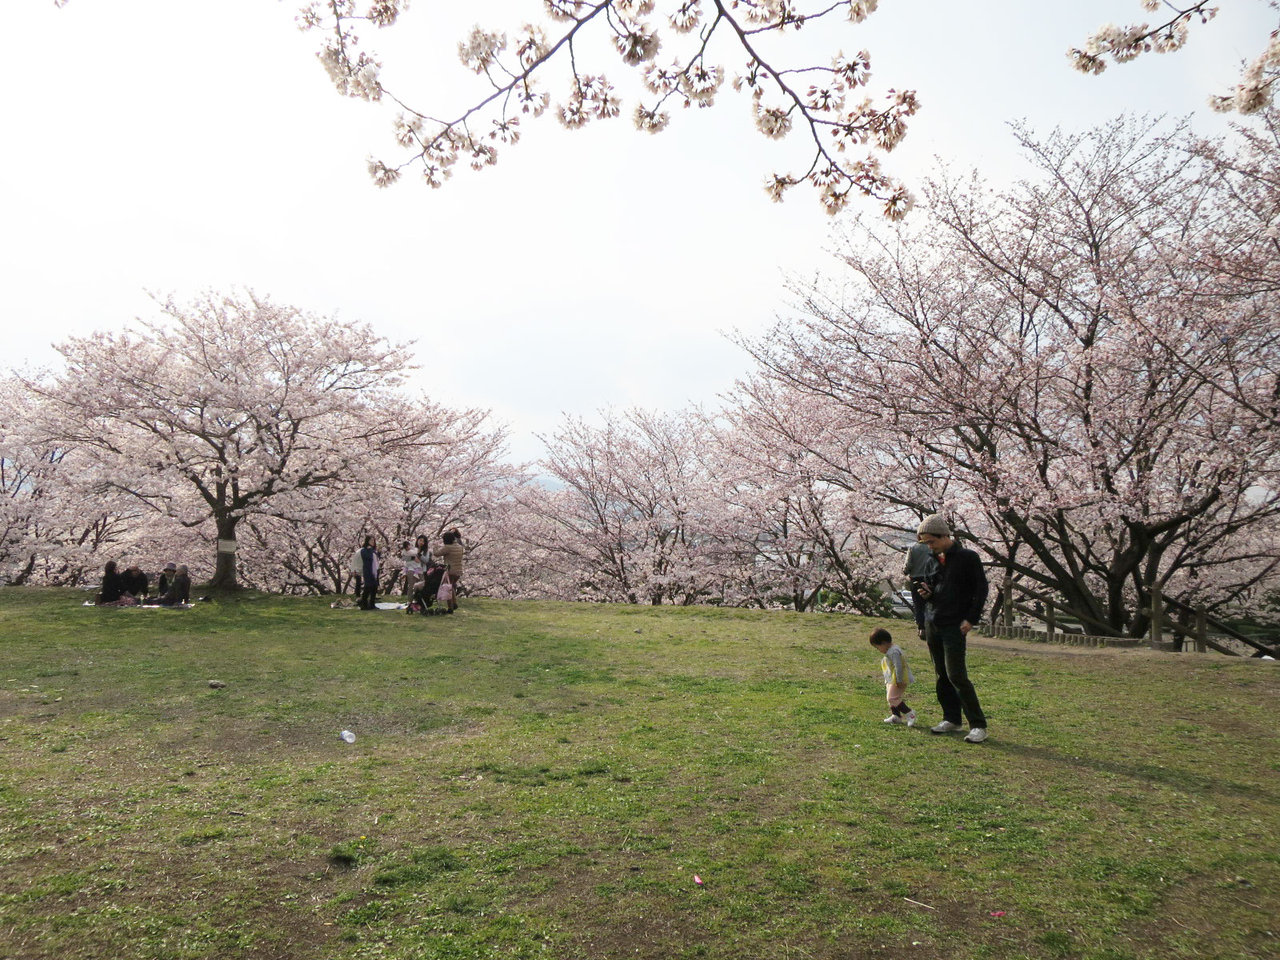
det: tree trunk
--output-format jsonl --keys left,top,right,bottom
{"left": 207, "top": 514, "right": 241, "bottom": 591}
{"left": 8, "top": 553, "right": 37, "bottom": 586}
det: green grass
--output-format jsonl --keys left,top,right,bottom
{"left": 1, "top": 588, "right": 1277, "bottom": 959}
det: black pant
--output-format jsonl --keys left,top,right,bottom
{"left": 925, "top": 622, "right": 987, "bottom": 728}
{"left": 360, "top": 576, "right": 378, "bottom": 610}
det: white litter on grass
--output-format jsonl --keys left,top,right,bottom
{"left": 339, "top": 730, "right": 356, "bottom": 743}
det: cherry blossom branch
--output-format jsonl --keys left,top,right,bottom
{"left": 1071, "top": 1, "right": 1280, "bottom": 115}
{"left": 719, "top": 7, "right": 917, "bottom": 216}
{"left": 296, "top": 0, "right": 918, "bottom": 215}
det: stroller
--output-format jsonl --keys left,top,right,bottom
{"left": 407, "top": 561, "right": 449, "bottom": 615}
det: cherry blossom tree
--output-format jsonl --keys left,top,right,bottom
{"left": 1129, "top": 107, "right": 1280, "bottom": 428}
{"left": 235, "top": 403, "right": 525, "bottom": 595}
{"left": 711, "top": 398, "right": 894, "bottom": 611}
{"left": 0, "top": 382, "right": 171, "bottom": 587}
{"left": 527, "top": 408, "right": 728, "bottom": 603}
{"left": 520, "top": 405, "right": 896, "bottom": 609}
{"left": 740, "top": 115, "right": 1280, "bottom": 635}
{"left": 479, "top": 505, "right": 590, "bottom": 600}
{"left": 29, "top": 292, "right": 449, "bottom": 590}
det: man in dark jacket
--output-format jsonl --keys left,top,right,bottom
{"left": 915, "top": 514, "right": 990, "bottom": 743}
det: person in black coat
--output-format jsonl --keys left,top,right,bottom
{"left": 120, "top": 563, "right": 149, "bottom": 601}
{"left": 159, "top": 565, "right": 191, "bottom": 606}
{"left": 157, "top": 562, "right": 177, "bottom": 597}
{"left": 915, "top": 514, "right": 990, "bottom": 744}
{"left": 358, "top": 536, "right": 380, "bottom": 610}
{"left": 97, "top": 560, "right": 128, "bottom": 605}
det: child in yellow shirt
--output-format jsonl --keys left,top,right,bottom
{"left": 870, "top": 627, "right": 917, "bottom": 727}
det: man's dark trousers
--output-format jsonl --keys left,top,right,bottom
{"left": 925, "top": 622, "right": 986, "bottom": 728}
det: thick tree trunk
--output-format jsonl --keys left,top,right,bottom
{"left": 206, "top": 514, "right": 241, "bottom": 591}
{"left": 8, "top": 553, "right": 37, "bottom": 586}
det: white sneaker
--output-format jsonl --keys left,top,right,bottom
{"left": 964, "top": 727, "right": 988, "bottom": 743}
{"left": 904, "top": 710, "right": 917, "bottom": 727}
{"left": 883, "top": 714, "right": 903, "bottom": 724}
{"left": 930, "top": 720, "right": 962, "bottom": 734}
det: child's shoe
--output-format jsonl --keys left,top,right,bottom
{"left": 903, "top": 710, "right": 917, "bottom": 727}
{"left": 883, "top": 714, "right": 903, "bottom": 724}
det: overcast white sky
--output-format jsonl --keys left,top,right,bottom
{"left": 2, "top": 1, "right": 1273, "bottom": 463}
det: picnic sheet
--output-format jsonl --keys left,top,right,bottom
{"left": 82, "top": 600, "right": 195, "bottom": 609}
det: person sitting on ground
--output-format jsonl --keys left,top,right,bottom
{"left": 157, "top": 562, "right": 177, "bottom": 597}
{"left": 96, "top": 560, "right": 129, "bottom": 605}
{"left": 121, "top": 563, "right": 149, "bottom": 601}
{"left": 158, "top": 565, "right": 191, "bottom": 606}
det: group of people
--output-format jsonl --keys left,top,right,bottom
{"left": 349, "top": 528, "right": 465, "bottom": 613}
{"left": 871, "top": 514, "right": 990, "bottom": 744}
{"left": 96, "top": 560, "right": 191, "bottom": 607}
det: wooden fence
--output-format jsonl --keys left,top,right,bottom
{"left": 1149, "top": 592, "right": 1278, "bottom": 658}
{"left": 980, "top": 583, "right": 1277, "bottom": 658}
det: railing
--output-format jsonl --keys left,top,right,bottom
{"left": 1149, "top": 591, "right": 1278, "bottom": 658}
{"left": 981, "top": 580, "right": 1278, "bottom": 658}
{"left": 982, "top": 597, "right": 1141, "bottom": 648}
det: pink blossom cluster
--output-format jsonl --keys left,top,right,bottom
{"left": 1072, "top": 2, "right": 1280, "bottom": 116}
{"left": 295, "top": 0, "right": 918, "bottom": 215}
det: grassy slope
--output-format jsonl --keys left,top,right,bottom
{"left": 0, "top": 589, "right": 1277, "bottom": 960}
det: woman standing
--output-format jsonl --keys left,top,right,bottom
{"left": 411, "top": 534, "right": 432, "bottom": 597}
{"left": 348, "top": 546, "right": 364, "bottom": 598}
{"left": 400, "top": 539, "right": 422, "bottom": 598}
{"left": 359, "top": 535, "right": 380, "bottom": 610}
{"left": 437, "top": 528, "right": 465, "bottom": 613}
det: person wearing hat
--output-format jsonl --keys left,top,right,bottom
{"left": 914, "top": 514, "right": 990, "bottom": 743}
{"left": 157, "top": 562, "right": 178, "bottom": 597}
{"left": 159, "top": 565, "right": 191, "bottom": 606}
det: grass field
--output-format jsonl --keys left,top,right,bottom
{"left": 1, "top": 589, "right": 1277, "bottom": 960}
